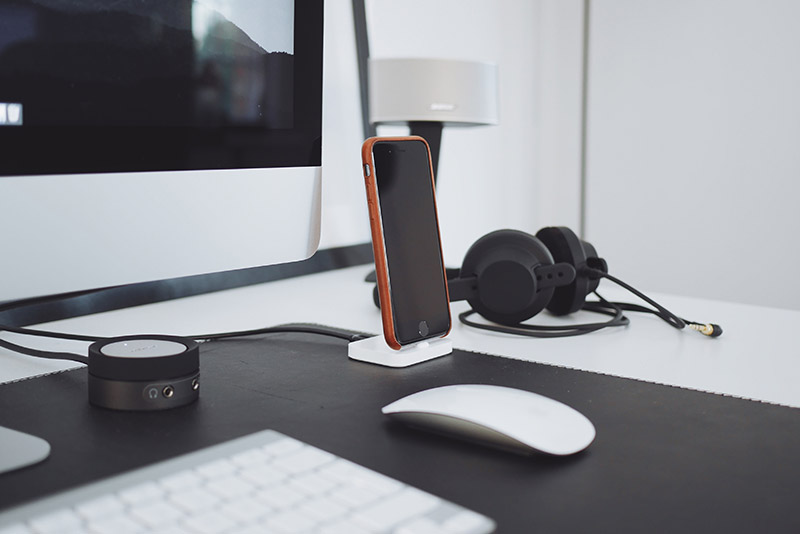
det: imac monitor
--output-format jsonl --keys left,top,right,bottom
{"left": 0, "top": 0, "right": 324, "bottom": 302}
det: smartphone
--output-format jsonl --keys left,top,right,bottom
{"left": 362, "top": 136, "right": 451, "bottom": 349}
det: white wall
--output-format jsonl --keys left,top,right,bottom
{"left": 322, "top": 1, "right": 800, "bottom": 312}
{"left": 584, "top": 0, "right": 800, "bottom": 310}
{"left": 533, "top": 0, "right": 585, "bottom": 230}
{"left": 319, "top": 1, "right": 584, "bottom": 268}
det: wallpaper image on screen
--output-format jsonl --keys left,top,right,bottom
{"left": 0, "top": 0, "right": 322, "bottom": 176}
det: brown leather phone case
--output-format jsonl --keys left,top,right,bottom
{"left": 361, "top": 136, "right": 451, "bottom": 350}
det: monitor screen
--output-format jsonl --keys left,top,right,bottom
{"left": 0, "top": 0, "right": 324, "bottom": 301}
{"left": 0, "top": 0, "right": 320, "bottom": 175}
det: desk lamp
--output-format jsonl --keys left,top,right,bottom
{"left": 368, "top": 57, "right": 498, "bottom": 182}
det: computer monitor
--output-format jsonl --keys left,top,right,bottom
{"left": 0, "top": 0, "right": 324, "bottom": 474}
{"left": 0, "top": 0, "right": 324, "bottom": 303}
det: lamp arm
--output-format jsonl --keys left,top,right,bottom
{"left": 409, "top": 121, "right": 444, "bottom": 184}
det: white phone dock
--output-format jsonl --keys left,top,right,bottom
{"left": 348, "top": 335, "right": 452, "bottom": 368}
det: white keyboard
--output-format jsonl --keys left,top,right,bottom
{"left": 0, "top": 430, "right": 495, "bottom": 534}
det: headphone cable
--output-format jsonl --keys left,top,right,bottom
{"left": 584, "top": 269, "right": 722, "bottom": 337}
{"left": 458, "top": 272, "right": 722, "bottom": 338}
{"left": 459, "top": 293, "right": 629, "bottom": 338}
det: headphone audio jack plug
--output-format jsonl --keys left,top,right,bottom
{"left": 688, "top": 323, "right": 723, "bottom": 337}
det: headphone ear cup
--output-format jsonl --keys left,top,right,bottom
{"left": 581, "top": 240, "right": 604, "bottom": 295}
{"left": 460, "top": 229, "right": 555, "bottom": 325}
{"left": 535, "top": 227, "right": 591, "bottom": 316}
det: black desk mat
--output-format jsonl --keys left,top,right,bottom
{"left": 1, "top": 332, "right": 799, "bottom": 533}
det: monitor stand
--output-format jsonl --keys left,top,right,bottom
{"left": 0, "top": 426, "right": 51, "bottom": 474}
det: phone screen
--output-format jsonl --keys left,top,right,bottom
{"left": 372, "top": 139, "right": 450, "bottom": 344}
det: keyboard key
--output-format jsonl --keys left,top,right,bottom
{"left": 76, "top": 495, "right": 125, "bottom": 521}
{"left": 352, "top": 487, "right": 441, "bottom": 531}
{"left": 231, "top": 448, "right": 269, "bottom": 468}
{"left": 29, "top": 508, "right": 82, "bottom": 533}
{"left": 194, "top": 459, "right": 237, "bottom": 479}
{"left": 87, "top": 515, "right": 145, "bottom": 534}
{"left": 168, "top": 487, "right": 221, "bottom": 512}
{"left": 240, "top": 463, "right": 288, "bottom": 488}
{"left": 118, "top": 482, "right": 164, "bottom": 505}
{"left": 159, "top": 471, "right": 203, "bottom": 492}
{"left": 317, "top": 460, "right": 362, "bottom": 484}
{"left": 397, "top": 517, "right": 448, "bottom": 534}
{"left": 318, "top": 519, "right": 375, "bottom": 534}
{"left": 218, "top": 496, "right": 269, "bottom": 523}
{"left": 443, "top": 510, "right": 494, "bottom": 533}
{"left": 288, "top": 472, "right": 338, "bottom": 497}
{"left": 181, "top": 510, "right": 237, "bottom": 534}
{"left": 274, "top": 447, "right": 335, "bottom": 475}
{"left": 296, "top": 496, "right": 348, "bottom": 523}
{"left": 206, "top": 474, "right": 256, "bottom": 499}
{"left": 262, "top": 437, "right": 304, "bottom": 457}
{"left": 348, "top": 467, "right": 404, "bottom": 496}
{"left": 266, "top": 509, "right": 318, "bottom": 533}
{"left": 145, "top": 527, "right": 191, "bottom": 534}
{"left": 255, "top": 486, "right": 305, "bottom": 509}
{"left": 128, "top": 501, "right": 185, "bottom": 528}
{"left": 330, "top": 483, "right": 381, "bottom": 508}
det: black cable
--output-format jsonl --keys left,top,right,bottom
{"left": 584, "top": 269, "right": 722, "bottom": 337}
{"left": 0, "top": 322, "right": 370, "bottom": 364}
{"left": 586, "top": 299, "right": 722, "bottom": 337}
{"left": 0, "top": 337, "right": 89, "bottom": 365}
{"left": 192, "top": 324, "right": 370, "bottom": 344}
{"left": 0, "top": 324, "right": 104, "bottom": 342}
{"left": 459, "top": 294, "right": 629, "bottom": 338}
{"left": 585, "top": 269, "right": 685, "bottom": 329}
{"left": 0, "top": 321, "right": 369, "bottom": 345}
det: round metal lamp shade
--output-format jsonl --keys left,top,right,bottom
{"left": 369, "top": 58, "right": 498, "bottom": 126}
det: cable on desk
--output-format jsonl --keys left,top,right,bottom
{"left": 0, "top": 323, "right": 104, "bottom": 342}
{"left": 0, "top": 337, "right": 89, "bottom": 365}
{"left": 459, "top": 277, "right": 722, "bottom": 339}
{"left": 192, "top": 323, "right": 370, "bottom": 344}
{"left": 582, "top": 269, "right": 722, "bottom": 337}
{"left": 585, "top": 300, "right": 722, "bottom": 337}
{"left": 0, "top": 322, "right": 370, "bottom": 364}
{"left": 459, "top": 292, "right": 630, "bottom": 338}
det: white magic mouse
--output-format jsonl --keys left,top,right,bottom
{"left": 382, "top": 384, "right": 596, "bottom": 456}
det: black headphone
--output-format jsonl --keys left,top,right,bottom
{"left": 374, "top": 226, "right": 721, "bottom": 338}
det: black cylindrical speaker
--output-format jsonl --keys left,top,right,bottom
{"left": 88, "top": 335, "right": 200, "bottom": 411}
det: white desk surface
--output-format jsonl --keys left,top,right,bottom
{"left": 2, "top": 265, "right": 799, "bottom": 409}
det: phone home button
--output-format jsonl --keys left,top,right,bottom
{"left": 418, "top": 321, "right": 430, "bottom": 337}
